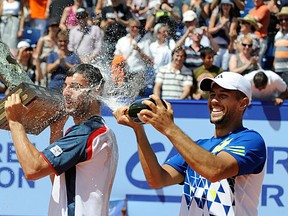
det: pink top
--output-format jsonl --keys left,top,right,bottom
{"left": 66, "top": 6, "right": 79, "bottom": 29}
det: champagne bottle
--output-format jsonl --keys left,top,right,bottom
{"left": 128, "top": 98, "right": 167, "bottom": 124}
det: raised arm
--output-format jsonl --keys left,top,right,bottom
{"left": 113, "top": 106, "right": 184, "bottom": 188}
{"left": 4, "top": 94, "right": 55, "bottom": 181}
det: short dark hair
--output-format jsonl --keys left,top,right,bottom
{"left": 67, "top": 64, "right": 105, "bottom": 89}
{"left": 253, "top": 71, "right": 268, "bottom": 89}
{"left": 200, "top": 47, "right": 216, "bottom": 59}
{"left": 171, "top": 46, "right": 186, "bottom": 58}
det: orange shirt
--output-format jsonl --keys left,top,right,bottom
{"left": 249, "top": 3, "right": 270, "bottom": 39}
{"left": 29, "top": 0, "right": 48, "bottom": 19}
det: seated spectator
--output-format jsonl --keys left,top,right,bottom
{"left": 48, "top": 0, "right": 74, "bottom": 23}
{"left": 244, "top": 70, "right": 288, "bottom": 105}
{"left": 208, "top": 0, "right": 245, "bottom": 18}
{"left": 249, "top": 0, "right": 270, "bottom": 67}
{"left": 146, "top": 0, "right": 181, "bottom": 40}
{"left": 27, "top": 0, "right": 50, "bottom": 37}
{"left": 33, "top": 18, "right": 59, "bottom": 87}
{"left": 182, "top": 0, "right": 209, "bottom": 27}
{"left": 229, "top": 35, "right": 259, "bottom": 75}
{"left": 274, "top": 6, "right": 288, "bottom": 86}
{"left": 0, "top": 0, "right": 24, "bottom": 50}
{"left": 149, "top": 23, "right": 174, "bottom": 73}
{"left": 59, "top": 0, "right": 83, "bottom": 31}
{"left": 176, "top": 26, "right": 218, "bottom": 74}
{"left": 153, "top": 46, "right": 193, "bottom": 99}
{"left": 68, "top": 8, "right": 104, "bottom": 63}
{"left": 47, "top": 30, "right": 81, "bottom": 92}
{"left": 192, "top": 47, "right": 224, "bottom": 100}
{"left": 111, "top": 0, "right": 134, "bottom": 27}
{"left": 180, "top": 10, "right": 214, "bottom": 47}
{"left": 262, "top": 0, "right": 280, "bottom": 70}
{"left": 16, "top": 40, "right": 36, "bottom": 83}
{"left": 127, "top": 0, "right": 150, "bottom": 36}
{"left": 113, "top": 18, "right": 152, "bottom": 89}
{"left": 208, "top": 0, "right": 238, "bottom": 70}
{"left": 230, "top": 14, "right": 260, "bottom": 56}
{"left": 99, "top": 3, "right": 128, "bottom": 64}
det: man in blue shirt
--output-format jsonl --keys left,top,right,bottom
{"left": 113, "top": 72, "right": 266, "bottom": 216}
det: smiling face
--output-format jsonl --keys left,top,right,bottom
{"left": 208, "top": 84, "right": 247, "bottom": 126}
{"left": 241, "top": 37, "right": 253, "bottom": 55}
{"left": 62, "top": 73, "right": 91, "bottom": 117}
{"left": 157, "top": 25, "right": 169, "bottom": 42}
{"left": 129, "top": 19, "right": 141, "bottom": 37}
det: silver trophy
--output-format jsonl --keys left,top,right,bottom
{"left": 0, "top": 41, "right": 65, "bottom": 135}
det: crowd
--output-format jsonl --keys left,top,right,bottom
{"left": 1, "top": 0, "right": 288, "bottom": 105}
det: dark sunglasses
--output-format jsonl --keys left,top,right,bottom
{"left": 242, "top": 43, "right": 253, "bottom": 48}
{"left": 24, "top": 47, "right": 33, "bottom": 51}
{"left": 76, "top": 15, "right": 88, "bottom": 19}
{"left": 279, "top": 18, "right": 288, "bottom": 22}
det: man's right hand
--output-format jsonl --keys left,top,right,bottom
{"left": 113, "top": 106, "right": 142, "bottom": 128}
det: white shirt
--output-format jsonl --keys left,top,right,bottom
{"left": 149, "top": 40, "right": 172, "bottom": 72}
{"left": 114, "top": 34, "right": 150, "bottom": 73}
{"left": 244, "top": 70, "right": 287, "bottom": 100}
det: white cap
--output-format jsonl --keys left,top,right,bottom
{"left": 200, "top": 72, "right": 252, "bottom": 104}
{"left": 17, "top": 40, "right": 30, "bottom": 49}
{"left": 183, "top": 10, "right": 197, "bottom": 22}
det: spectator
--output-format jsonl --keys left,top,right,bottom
{"left": 113, "top": 18, "right": 152, "bottom": 97}
{"left": 47, "top": 30, "right": 81, "bottom": 92}
{"left": 16, "top": 40, "right": 36, "bottom": 82}
{"left": 68, "top": 8, "right": 104, "bottom": 63}
{"left": 153, "top": 46, "right": 193, "bottom": 99}
{"left": 4, "top": 63, "right": 119, "bottom": 216}
{"left": 231, "top": 14, "right": 260, "bottom": 56}
{"left": 192, "top": 47, "right": 224, "bottom": 99}
{"left": 149, "top": 23, "right": 174, "bottom": 73}
{"left": 182, "top": 0, "right": 209, "bottom": 27}
{"left": 209, "top": 0, "right": 245, "bottom": 18}
{"left": 180, "top": 10, "right": 212, "bottom": 47}
{"left": 0, "top": 0, "right": 25, "bottom": 50}
{"left": 26, "top": 0, "right": 51, "bottom": 36}
{"left": 146, "top": 0, "right": 181, "bottom": 40}
{"left": 111, "top": 0, "right": 134, "bottom": 27}
{"left": 262, "top": 0, "right": 280, "bottom": 70}
{"left": 274, "top": 6, "right": 288, "bottom": 85}
{"left": 94, "top": 0, "right": 115, "bottom": 15}
{"left": 209, "top": 0, "right": 238, "bottom": 70}
{"left": 244, "top": 70, "right": 288, "bottom": 105}
{"left": 59, "top": 0, "right": 83, "bottom": 31}
{"left": 229, "top": 35, "right": 259, "bottom": 75}
{"left": 176, "top": 26, "right": 219, "bottom": 74}
{"left": 99, "top": 3, "right": 128, "bottom": 64}
{"left": 48, "top": 0, "right": 74, "bottom": 23}
{"left": 249, "top": 0, "right": 270, "bottom": 66}
{"left": 127, "top": 0, "right": 150, "bottom": 36}
{"left": 33, "top": 18, "right": 59, "bottom": 87}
